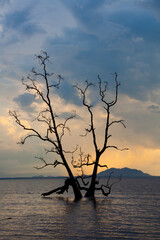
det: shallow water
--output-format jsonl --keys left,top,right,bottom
{"left": 0, "top": 178, "right": 159, "bottom": 239}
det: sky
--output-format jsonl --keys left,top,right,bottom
{"left": 0, "top": 0, "right": 160, "bottom": 177}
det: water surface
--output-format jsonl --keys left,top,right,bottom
{"left": 0, "top": 178, "right": 159, "bottom": 239}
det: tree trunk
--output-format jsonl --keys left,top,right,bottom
{"left": 60, "top": 153, "right": 82, "bottom": 201}
{"left": 85, "top": 155, "right": 100, "bottom": 198}
{"left": 71, "top": 179, "right": 82, "bottom": 201}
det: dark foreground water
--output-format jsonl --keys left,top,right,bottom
{"left": 0, "top": 178, "right": 159, "bottom": 240}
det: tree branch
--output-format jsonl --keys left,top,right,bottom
{"left": 71, "top": 148, "right": 94, "bottom": 168}
{"left": 57, "top": 113, "right": 76, "bottom": 141}
{"left": 98, "top": 163, "right": 108, "bottom": 169}
{"left": 95, "top": 172, "right": 121, "bottom": 197}
{"left": 74, "top": 81, "right": 98, "bottom": 153}
{"left": 9, "top": 110, "right": 59, "bottom": 150}
{"left": 106, "top": 145, "right": 129, "bottom": 151}
{"left": 41, "top": 178, "right": 71, "bottom": 196}
{"left": 34, "top": 156, "right": 64, "bottom": 170}
{"left": 109, "top": 120, "right": 126, "bottom": 128}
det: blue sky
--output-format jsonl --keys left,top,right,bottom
{"left": 0, "top": 0, "right": 160, "bottom": 177}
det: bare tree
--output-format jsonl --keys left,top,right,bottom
{"left": 72, "top": 73, "right": 128, "bottom": 198}
{"left": 10, "top": 51, "right": 127, "bottom": 200}
{"left": 9, "top": 51, "right": 82, "bottom": 201}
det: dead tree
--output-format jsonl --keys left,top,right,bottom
{"left": 10, "top": 51, "right": 127, "bottom": 200}
{"left": 9, "top": 51, "right": 82, "bottom": 201}
{"left": 73, "top": 73, "right": 128, "bottom": 198}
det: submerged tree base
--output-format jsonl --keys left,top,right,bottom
{"left": 41, "top": 178, "right": 82, "bottom": 201}
{"left": 41, "top": 172, "right": 121, "bottom": 200}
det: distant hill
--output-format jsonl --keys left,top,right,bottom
{"left": 0, "top": 168, "right": 153, "bottom": 180}
{"left": 98, "top": 167, "right": 151, "bottom": 178}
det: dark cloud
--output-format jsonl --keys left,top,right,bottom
{"left": 109, "top": 9, "right": 160, "bottom": 42}
{"left": 3, "top": 7, "right": 45, "bottom": 38}
{"left": 61, "top": 0, "right": 106, "bottom": 25}
{"left": 46, "top": 27, "right": 125, "bottom": 76}
{"left": 61, "top": 0, "right": 128, "bottom": 39}
{"left": 148, "top": 104, "right": 159, "bottom": 110}
{"left": 46, "top": 26, "right": 158, "bottom": 103}
{"left": 14, "top": 93, "right": 36, "bottom": 108}
{"left": 57, "top": 79, "right": 82, "bottom": 106}
{"left": 44, "top": 0, "right": 160, "bottom": 105}
{"left": 147, "top": 105, "right": 160, "bottom": 113}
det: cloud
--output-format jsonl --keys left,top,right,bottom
{"left": 44, "top": 0, "right": 160, "bottom": 106}
{"left": 147, "top": 104, "right": 160, "bottom": 113}
{"left": 0, "top": 116, "right": 16, "bottom": 136}
{"left": 2, "top": 7, "right": 45, "bottom": 39}
{"left": 13, "top": 93, "right": 38, "bottom": 113}
{"left": 14, "top": 93, "right": 35, "bottom": 107}
{"left": 148, "top": 104, "right": 159, "bottom": 110}
{"left": 0, "top": 0, "right": 160, "bottom": 176}
{"left": 57, "top": 80, "right": 82, "bottom": 106}
{"left": 61, "top": 0, "right": 128, "bottom": 41}
{"left": 109, "top": 8, "right": 160, "bottom": 42}
{"left": 0, "top": 115, "right": 26, "bottom": 150}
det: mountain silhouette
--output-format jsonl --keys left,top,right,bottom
{"left": 98, "top": 167, "right": 151, "bottom": 178}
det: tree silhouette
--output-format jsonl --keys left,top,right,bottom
{"left": 9, "top": 51, "right": 82, "bottom": 201}
{"left": 10, "top": 51, "right": 127, "bottom": 200}
{"left": 72, "top": 74, "right": 128, "bottom": 198}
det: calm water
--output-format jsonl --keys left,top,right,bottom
{"left": 0, "top": 178, "right": 159, "bottom": 240}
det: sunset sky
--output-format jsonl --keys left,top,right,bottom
{"left": 0, "top": 0, "right": 160, "bottom": 177}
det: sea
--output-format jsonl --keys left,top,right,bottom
{"left": 0, "top": 177, "right": 159, "bottom": 240}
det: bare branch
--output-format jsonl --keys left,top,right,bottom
{"left": 80, "top": 126, "right": 92, "bottom": 137}
{"left": 76, "top": 178, "right": 89, "bottom": 191}
{"left": 71, "top": 148, "right": 95, "bottom": 168}
{"left": 42, "top": 186, "right": 67, "bottom": 196}
{"left": 41, "top": 178, "right": 71, "bottom": 196}
{"left": 45, "top": 147, "right": 60, "bottom": 155}
{"left": 36, "top": 51, "right": 50, "bottom": 64}
{"left": 74, "top": 81, "right": 98, "bottom": 153}
{"left": 62, "top": 145, "right": 78, "bottom": 155}
{"left": 98, "top": 74, "right": 109, "bottom": 107}
{"left": 17, "top": 134, "right": 40, "bottom": 145}
{"left": 9, "top": 110, "right": 59, "bottom": 152}
{"left": 98, "top": 163, "right": 108, "bottom": 169}
{"left": 48, "top": 74, "right": 63, "bottom": 89}
{"left": 57, "top": 113, "right": 76, "bottom": 141}
{"left": 95, "top": 172, "right": 121, "bottom": 196}
{"left": 22, "top": 76, "right": 48, "bottom": 105}
{"left": 106, "top": 146, "right": 129, "bottom": 151}
{"left": 109, "top": 120, "right": 126, "bottom": 128}
{"left": 108, "top": 72, "right": 120, "bottom": 107}
{"left": 34, "top": 156, "right": 64, "bottom": 170}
